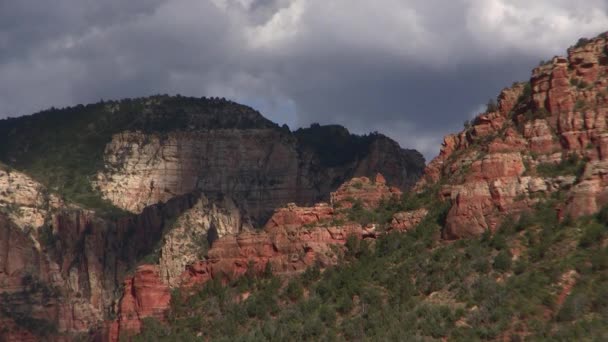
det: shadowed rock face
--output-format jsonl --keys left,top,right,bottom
{"left": 0, "top": 167, "right": 242, "bottom": 340}
{"left": 0, "top": 95, "right": 424, "bottom": 227}
{"left": 418, "top": 32, "right": 608, "bottom": 239}
{"left": 94, "top": 127, "right": 423, "bottom": 224}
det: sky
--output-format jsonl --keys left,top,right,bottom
{"left": 1, "top": 0, "right": 608, "bottom": 160}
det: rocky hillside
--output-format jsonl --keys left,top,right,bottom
{"left": 419, "top": 32, "right": 608, "bottom": 239}
{"left": 0, "top": 97, "right": 423, "bottom": 340}
{"left": 0, "top": 96, "right": 424, "bottom": 223}
{"left": 113, "top": 33, "right": 608, "bottom": 341}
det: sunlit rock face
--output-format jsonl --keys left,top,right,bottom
{"left": 417, "top": 33, "right": 608, "bottom": 238}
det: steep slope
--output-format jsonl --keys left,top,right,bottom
{"left": 417, "top": 32, "right": 608, "bottom": 238}
{"left": 143, "top": 198, "right": 608, "bottom": 341}
{"left": 0, "top": 166, "right": 249, "bottom": 341}
{"left": 0, "top": 96, "right": 424, "bottom": 224}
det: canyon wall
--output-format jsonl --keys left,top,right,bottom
{"left": 419, "top": 33, "right": 608, "bottom": 238}
{"left": 95, "top": 128, "right": 423, "bottom": 224}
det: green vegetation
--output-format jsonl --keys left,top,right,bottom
{"left": 573, "top": 38, "right": 591, "bottom": 49}
{"left": 574, "top": 99, "right": 588, "bottom": 111}
{"left": 536, "top": 154, "right": 586, "bottom": 179}
{"left": 0, "top": 274, "right": 61, "bottom": 337}
{"left": 522, "top": 108, "right": 550, "bottom": 121}
{"left": 509, "top": 82, "right": 532, "bottom": 115}
{"left": 486, "top": 98, "right": 498, "bottom": 112}
{"left": 294, "top": 124, "right": 381, "bottom": 168}
{"left": 570, "top": 78, "right": 590, "bottom": 89}
{"left": 344, "top": 184, "right": 445, "bottom": 228}
{"left": 520, "top": 82, "right": 532, "bottom": 101}
{"left": 130, "top": 191, "right": 608, "bottom": 341}
{"left": 37, "top": 224, "right": 58, "bottom": 249}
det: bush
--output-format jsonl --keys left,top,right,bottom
{"left": 536, "top": 154, "right": 586, "bottom": 179}
{"left": 556, "top": 293, "right": 589, "bottom": 322}
{"left": 579, "top": 222, "right": 605, "bottom": 248}
{"left": 575, "top": 99, "right": 587, "bottom": 111}
{"left": 493, "top": 251, "right": 512, "bottom": 272}
{"left": 486, "top": 99, "right": 498, "bottom": 112}
{"left": 574, "top": 38, "right": 591, "bottom": 48}
{"left": 596, "top": 205, "right": 608, "bottom": 224}
{"left": 37, "top": 225, "right": 57, "bottom": 249}
{"left": 285, "top": 280, "right": 303, "bottom": 301}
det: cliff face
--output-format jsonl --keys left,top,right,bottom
{"left": 0, "top": 167, "right": 247, "bottom": 340}
{"left": 110, "top": 175, "right": 399, "bottom": 340}
{"left": 418, "top": 32, "right": 608, "bottom": 239}
{"left": 95, "top": 127, "right": 423, "bottom": 223}
{"left": 0, "top": 96, "right": 424, "bottom": 228}
{"left": 95, "top": 129, "right": 300, "bottom": 219}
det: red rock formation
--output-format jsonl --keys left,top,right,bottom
{"left": 0, "top": 318, "right": 38, "bottom": 342}
{"left": 498, "top": 83, "right": 526, "bottom": 117}
{"left": 390, "top": 209, "right": 429, "bottom": 232}
{"left": 111, "top": 174, "right": 395, "bottom": 336}
{"left": 265, "top": 202, "right": 334, "bottom": 229}
{"left": 183, "top": 176, "right": 395, "bottom": 287}
{"left": 181, "top": 222, "right": 373, "bottom": 288}
{"left": 330, "top": 174, "right": 402, "bottom": 209}
{"left": 109, "top": 265, "right": 171, "bottom": 341}
{"left": 416, "top": 33, "right": 608, "bottom": 237}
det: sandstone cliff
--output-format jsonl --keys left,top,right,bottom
{"left": 94, "top": 126, "right": 423, "bottom": 224}
{"left": 0, "top": 96, "right": 424, "bottom": 227}
{"left": 0, "top": 167, "right": 248, "bottom": 340}
{"left": 110, "top": 175, "right": 399, "bottom": 339}
{"left": 418, "top": 32, "right": 608, "bottom": 238}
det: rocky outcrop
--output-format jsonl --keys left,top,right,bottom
{"left": 0, "top": 212, "right": 104, "bottom": 341}
{"left": 181, "top": 222, "right": 373, "bottom": 288}
{"left": 95, "top": 128, "right": 423, "bottom": 223}
{"left": 0, "top": 169, "right": 245, "bottom": 340}
{"left": 264, "top": 202, "right": 335, "bottom": 229}
{"left": 108, "top": 265, "right": 171, "bottom": 341}
{"left": 418, "top": 32, "right": 608, "bottom": 238}
{"left": 0, "top": 166, "right": 66, "bottom": 244}
{"left": 331, "top": 173, "right": 402, "bottom": 209}
{"left": 112, "top": 175, "right": 394, "bottom": 336}
{"left": 0, "top": 95, "right": 424, "bottom": 339}
{"left": 390, "top": 208, "right": 429, "bottom": 232}
{"left": 159, "top": 193, "right": 251, "bottom": 287}
{"left": 563, "top": 160, "right": 608, "bottom": 217}
{"left": 179, "top": 177, "right": 394, "bottom": 286}
{"left": 95, "top": 129, "right": 299, "bottom": 219}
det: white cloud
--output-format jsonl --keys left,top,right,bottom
{"left": 246, "top": 0, "right": 305, "bottom": 48}
{"left": 466, "top": 0, "right": 608, "bottom": 57}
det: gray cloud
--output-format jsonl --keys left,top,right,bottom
{"left": 1, "top": 0, "right": 607, "bottom": 159}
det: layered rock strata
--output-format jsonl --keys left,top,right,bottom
{"left": 110, "top": 175, "right": 399, "bottom": 338}
{"left": 95, "top": 129, "right": 423, "bottom": 223}
{"left": 418, "top": 33, "right": 608, "bottom": 238}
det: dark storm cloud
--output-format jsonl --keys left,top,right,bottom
{"left": 1, "top": 0, "right": 607, "bottom": 159}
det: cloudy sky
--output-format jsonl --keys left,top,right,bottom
{"left": 1, "top": 0, "right": 607, "bottom": 160}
